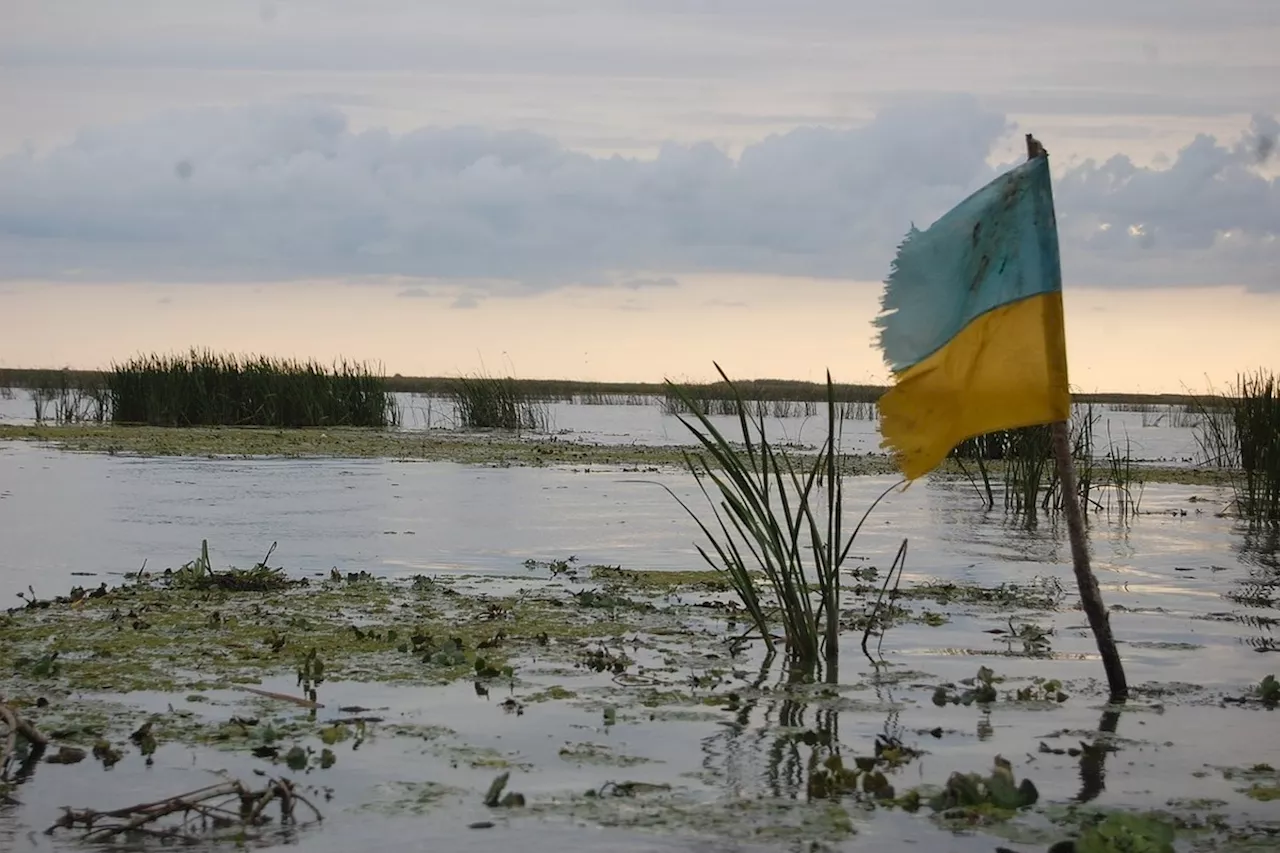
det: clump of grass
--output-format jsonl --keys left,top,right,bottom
{"left": 107, "top": 349, "right": 398, "bottom": 428}
{"left": 659, "top": 364, "right": 899, "bottom": 676}
{"left": 167, "top": 540, "right": 297, "bottom": 593}
{"left": 448, "top": 372, "right": 550, "bottom": 431}
{"left": 1234, "top": 370, "right": 1280, "bottom": 522}
{"left": 1191, "top": 370, "right": 1279, "bottom": 522}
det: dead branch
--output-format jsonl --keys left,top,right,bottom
{"left": 236, "top": 685, "right": 325, "bottom": 709}
{"left": 1, "top": 698, "right": 50, "bottom": 781}
{"left": 45, "top": 776, "right": 323, "bottom": 842}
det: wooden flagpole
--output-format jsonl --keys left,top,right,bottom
{"left": 1027, "top": 133, "right": 1129, "bottom": 702}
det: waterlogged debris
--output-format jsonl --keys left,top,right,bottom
{"left": 237, "top": 685, "right": 325, "bottom": 709}
{"left": 933, "top": 666, "right": 1002, "bottom": 706}
{"left": 44, "top": 745, "right": 86, "bottom": 765}
{"left": 483, "top": 771, "right": 526, "bottom": 808}
{"left": 45, "top": 775, "right": 323, "bottom": 844}
{"left": 559, "top": 741, "right": 654, "bottom": 767}
{"left": 594, "top": 780, "right": 673, "bottom": 798}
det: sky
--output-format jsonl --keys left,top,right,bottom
{"left": 2, "top": 1, "right": 1278, "bottom": 393}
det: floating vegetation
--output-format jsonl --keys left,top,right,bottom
{"left": 106, "top": 349, "right": 399, "bottom": 428}
{"left": 918, "top": 755, "right": 1040, "bottom": 818}
{"left": 1057, "top": 811, "right": 1177, "bottom": 853}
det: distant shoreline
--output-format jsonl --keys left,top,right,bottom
{"left": 0, "top": 366, "right": 1220, "bottom": 408}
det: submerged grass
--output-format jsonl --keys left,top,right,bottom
{"left": 107, "top": 349, "right": 399, "bottom": 428}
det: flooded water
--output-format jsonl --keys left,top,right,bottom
{"left": 1, "top": 404, "right": 1276, "bottom": 853}
{"left": 0, "top": 390, "right": 1208, "bottom": 464}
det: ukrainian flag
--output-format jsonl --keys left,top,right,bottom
{"left": 873, "top": 152, "right": 1070, "bottom": 480}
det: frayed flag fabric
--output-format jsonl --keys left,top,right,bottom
{"left": 873, "top": 153, "right": 1070, "bottom": 480}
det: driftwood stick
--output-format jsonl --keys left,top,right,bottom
{"left": 0, "top": 699, "right": 51, "bottom": 748}
{"left": 1, "top": 698, "right": 51, "bottom": 781}
{"left": 1024, "top": 133, "right": 1129, "bottom": 702}
{"left": 1051, "top": 420, "right": 1129, "bottom": 699}
{"left": 236, "top": 685, "right": 324, "bottom": 709}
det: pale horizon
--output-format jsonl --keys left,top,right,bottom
{"left": 2, "top": 276, "right": 1275, "bottom": 396}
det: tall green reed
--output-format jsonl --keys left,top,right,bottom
{"left": 659, "top": 364, "right": 899, "bottom": 677}
{"left": 448, "top": 372, "right": 550, "bottom": 431}
{"left": 107, "top": 349, "right": 399, "bottom": 428}
{"left": 1233, "top": 370, "right": 1279, "bottom": 522}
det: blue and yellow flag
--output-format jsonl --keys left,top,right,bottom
{"left": 873, "top": 154, "right": 1070, "bottom": 480}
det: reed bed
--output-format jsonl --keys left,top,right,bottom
{"left": 1189, "top": 371, "right": 1278, "bottom": 521}
{"left": 24, "top": 370, "right": 108, "bottom": 425}
{"left": 659, "top": 379, "right": 881, "bottom": 418}
{"left": 106, "top": 350, "right": 399, "bottom": 428}
{"left": 949, "top": 404, "right": 1143, "bottom": 522}
{"left": 574, "top": 392, "right": 655, "bottom": 406}
{"left": 1233, "top": 370, "right": 1279, "bottom": 521}
{"left": 660, "top": 394, "right": 881, "bottom": 422}
{"left": 447, "top": 372, "right": 550, "bottom": 431}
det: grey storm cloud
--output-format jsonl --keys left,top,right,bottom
{"left": 0, "top": 95, "right": 1276, "bottom": 291}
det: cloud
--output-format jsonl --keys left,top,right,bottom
{"left": 620, "top": 277, "right": 679, "bottom": 290}
{"left": 0, "top": 96, "right": 1276, "bottom": 291}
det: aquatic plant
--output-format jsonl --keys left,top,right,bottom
{"left": 168, "top": 540, "right": 296, "bottom": 593}
{"left": 447, "top": 371, "right": 550, "bottom": 431}
{"left": 1190, "top": 370, "right": 1279, "bottom": 522}
{"left": 950, "top": 405, "right": 1143, "bottom": 523}
{"left": 24, "top": 369, "right": 108, "bottom": 425}
{"left": 106, "top": 349, "right": 399, "bottom": 428}
{"left": 661, "top": 364, "right": 900, "bottom": 676}
{"left": 1233, "top": 370, "right": 1279, "bottom": 522}
{"left": 1100, "top": 421, "right": 1144, "bottom": 518}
